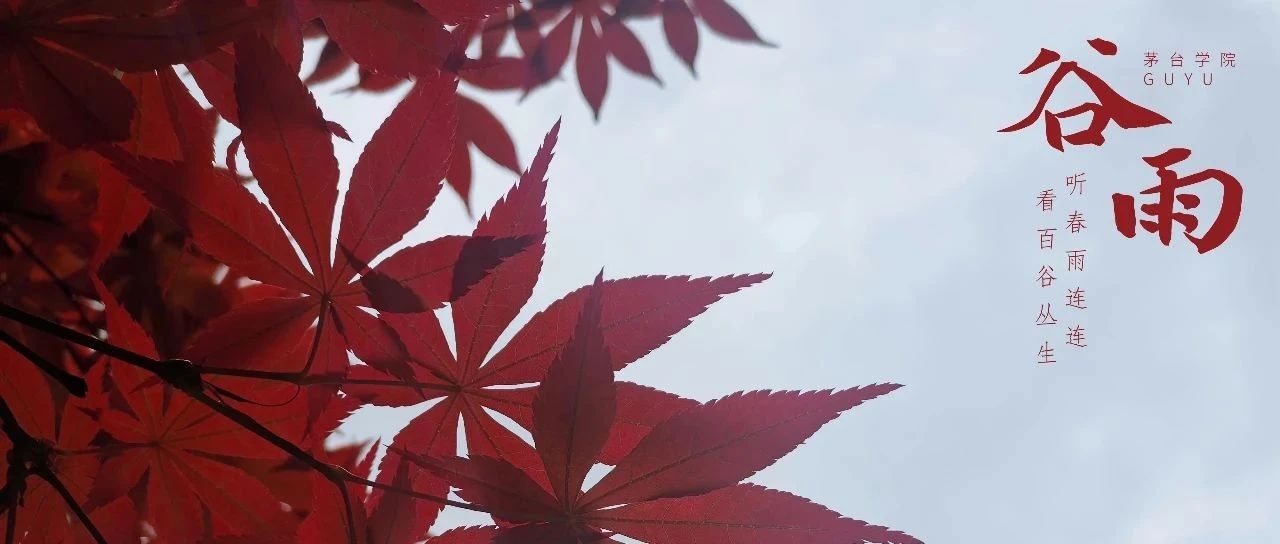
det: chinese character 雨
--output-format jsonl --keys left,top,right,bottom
{"left": 1067, "top": 249, "right": 1086, "bottom": 271}
{"left": 1112, "top": 148, "right": 1242, "bottom": 254}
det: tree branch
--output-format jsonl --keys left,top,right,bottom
{"left": 0, "top": 301, "right": 501, "bottom": 543}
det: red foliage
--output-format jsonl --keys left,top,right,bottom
{"left": 0, "top": 1, "right": 917, "bottom": 543}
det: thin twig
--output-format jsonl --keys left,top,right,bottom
{"left": 4, "top": 492, "right": 15, "bottom": 544}
{"left": 0, "top": 301, "right": 503, "bottom": 543}
{"left": 34, "top": 468, "right": 107, "bottom": 544}
{"left": 0, "top": 395, "right": 106, "bottom": 544}
{"left": 0, "top": 224, "right": 95, "bottom": 331}
{"left": 197, "top": 366, "right": 455, "bottom": 394}
{"left": 0, "top": 328, "right": 88, "bottom": 397}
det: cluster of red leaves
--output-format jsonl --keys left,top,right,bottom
{"left": 0, "top": 1, "right": 917, "bottom": 543}
{"left": 297, "top": 0, "right": 771, "bottom": 208}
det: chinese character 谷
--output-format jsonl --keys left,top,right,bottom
{"left": 1000, "top": 39, "right": 1172, "bottom": 151}
{"left": 1038, "top": 265, "right": 1057, "bottom": 287}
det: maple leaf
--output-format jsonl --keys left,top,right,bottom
{"left": 394, "top": 272, "right": 918, "bottom": 544}
{"left": 340, "top": 122, "right": 764, "bottom": 542}
{"left": 119, "top": 67, "right": 216, "bottom": 165}
{"left": 295, "top": 0, "right": 765, "bottom": 205}
{"left": 0, "top": 329, "right": 105, "bottom": 544}
{"left": 310, "top": 0, "right": 454, "bottom": 79}
{"left": 516, "top": 0, "right": 626, "bottom": 117}
{"left": 193, "top": 0, "right": 507, "bottom": 110}
{"left": 90, "top": 66, "right": 215, "bottom": 277}
{"left": 0, "top": 0, "right": 263, "bottom": 146}
{"left": 102, "top": 33, "right": 526, "bottom": 385}
{"left": 659, "top": 0, "right": 772, "bottom": 75}
{"left": 304, "top": 37, "right": 355, "bottom": 86}
{"left": 446, "top": 94, "right": 521, "bottom": 212}
{"left": 299, "top": 39, "right": 521, "bottom": 212}
{"left": 307, "top": 0, "right": 519, "bottom": 81}
{"left": 84, "top": 277, "right": 304, "bottom": 541}
{"left": 507, "top": 0, "right": 766, "bottom": 118}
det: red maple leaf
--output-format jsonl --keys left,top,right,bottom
{"left": 338, "top": 123, "right": 765, "bottom": 542}
{"left": 520, "top": 0, "right": 660, "bottom": 117}
{"left": 0, "top": 330, "right": 109, "bottom": 543}
{"left": 0, "top": 0, "right": 262, "bottom": 146}
{"left": 309, "top": 0, "right": 455, "bottom": 78}
{"left": 119, "top": 67, "right": 215, "bottom": 164}
{"left": 0, "top": 4, "right": 920, "bottom": 542}
{"left": 445, "top": 94, "right": 521, "bottom": 212}
{"left": 90, "top": 66, "right": 215, "bottom": 273}
{"left": 396, "top": 273, "right": 919, "bottom": 544}
{"left": 190, "top": 0, "right": 507, "bottom": 128}
{"left": 83, "top": 277, "right": 305, "bottom": 541}
{"left": 506, "top": 0, "right": 768, "bottom": 117}
{"left": 659, "top": 0, "right": 773, "bottom": 73}
{"left": 300, "top": 39, "right": 520, "bottom": 214}
{"left": 102, "top": 33, "right": 526, "bottom": 387}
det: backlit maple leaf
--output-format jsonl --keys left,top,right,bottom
{"left": 0, "top": 0, "right": 262, "bottom": 146}
{"left": 0, "top": 331, "right": 108, "bottom": 543}
{"left": 81, "top": 278, "right": 302, "bottom": 541}
{"left": 103, "top": 33, "right": 526, "bottom": 387}
{"left": 402, "top": 274, "right": 920, "bottom": 544}
{"left": 340, "top": 122, "right": 765, "bottom": 543}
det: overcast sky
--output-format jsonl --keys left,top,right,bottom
{"left": 236, "top": 1, "right": 1280, "bottom": 542}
